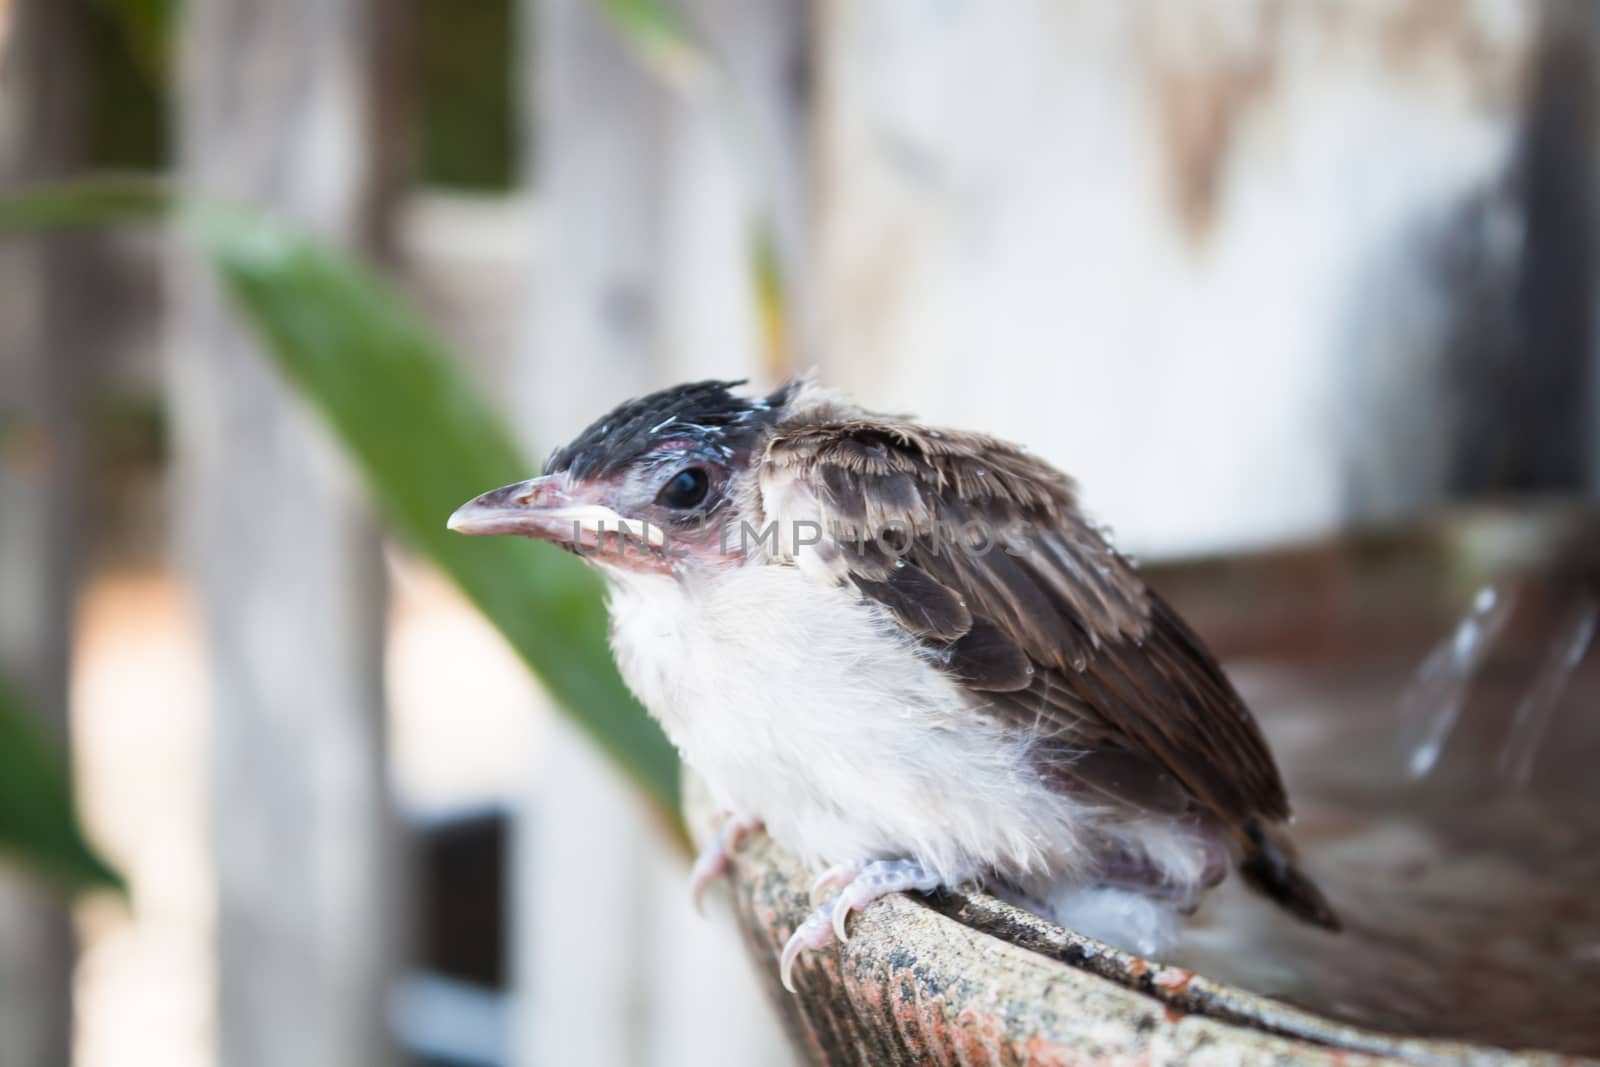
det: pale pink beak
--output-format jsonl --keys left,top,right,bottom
{"left": 447, "top": 474, "right": 666, "bottom": 548}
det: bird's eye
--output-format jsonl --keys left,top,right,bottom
{"left": 657, "top": 467, "right": 710, "bottom": 510}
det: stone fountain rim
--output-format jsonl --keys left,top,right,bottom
{"left": 687, "top": 781, "right": 1588, "bottom": 1067}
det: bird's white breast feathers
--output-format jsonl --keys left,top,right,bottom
{"left": 607, "top": 562, "right": 1072, "bottom": 882}
{"left": 608, "top": 560, "right": 1209, "bottom": 902}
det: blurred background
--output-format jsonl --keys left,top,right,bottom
{"left": 1, "top": 1, "right": 1597, "bottom": 1065}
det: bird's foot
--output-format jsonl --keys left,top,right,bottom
{"left": 808, "top": 861, "right": 861, "bottom": 902}
{"left": 689, "top": 813, "right": 764, "bottom": 915}
{"left": 780, "top": 858, "right": 943, "bottom": 992}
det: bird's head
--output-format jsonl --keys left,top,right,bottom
{"left": 448, "top": 379, "right": 793, "bottom": 574}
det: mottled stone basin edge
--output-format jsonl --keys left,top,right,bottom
{"left": 686, "top": 780, "right": 1585, "bottom": 1067}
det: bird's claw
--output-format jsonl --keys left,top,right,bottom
{"left": 779, "top": 898, "right": 837, "bottom": 993}
{"left": 689, "top": 813, "right": 763, "bottom": 915}
{"left": 808, "top": 862, "right": 860, "bottom": 903}
{"left": 779, "top": 859, "right": 944, "bottom": 993}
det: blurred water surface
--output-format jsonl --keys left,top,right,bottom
{"left": 1161, "top": 504, "right": 1600, "bottom": 1056}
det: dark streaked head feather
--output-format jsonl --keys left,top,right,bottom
{"left": 545, "top": 379, "right": 793, "bottom": 481}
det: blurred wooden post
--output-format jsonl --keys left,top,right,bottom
{"left": 514, "top": 3, "right": 661, "bottom": 1060}
{"left": 168, "top": 1, "right": 399, "bottom": 1064}
{"left": 512, "top": 1, "right": 799, "bottom": 1063}
{"left": 0, "top": 1, "right": 89, "bottom": 1064}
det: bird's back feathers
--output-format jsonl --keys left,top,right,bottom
{"left": 758, "top": 391, "right": 1290, "bottom": 823}
{"left": 755, "top": 383, "right": 1334, "bottom": 928}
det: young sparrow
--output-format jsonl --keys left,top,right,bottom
{"left": 449, "top": 378, "right": 1338, "bottom": 991}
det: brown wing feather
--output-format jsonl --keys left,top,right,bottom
{"left": 762, "top": 414, "right": 1291, "bottom": 825}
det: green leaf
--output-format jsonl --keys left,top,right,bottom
{"left": 0, "top": 676, "right": 124, "bottom": 895}
{"left": 751, "top": 221, "right": 788, "bottom": 377}
{"left": 181, "top": 207, "right": 685, "bottom": 824}
{"left": 0, "top": 173, "right": 170, "bottom": 231}
{"left": 0, "top": 178, "right": 684, "bottom": 830}
{"left": 91, "top": 0, "right": 175, "bottom": 83}
{"left": 594, "top": 0, "right": 713, "bottom": 91}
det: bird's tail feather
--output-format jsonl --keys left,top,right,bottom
{"left": 1237, "top": 819, "right": 1341, "bottom": 931}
